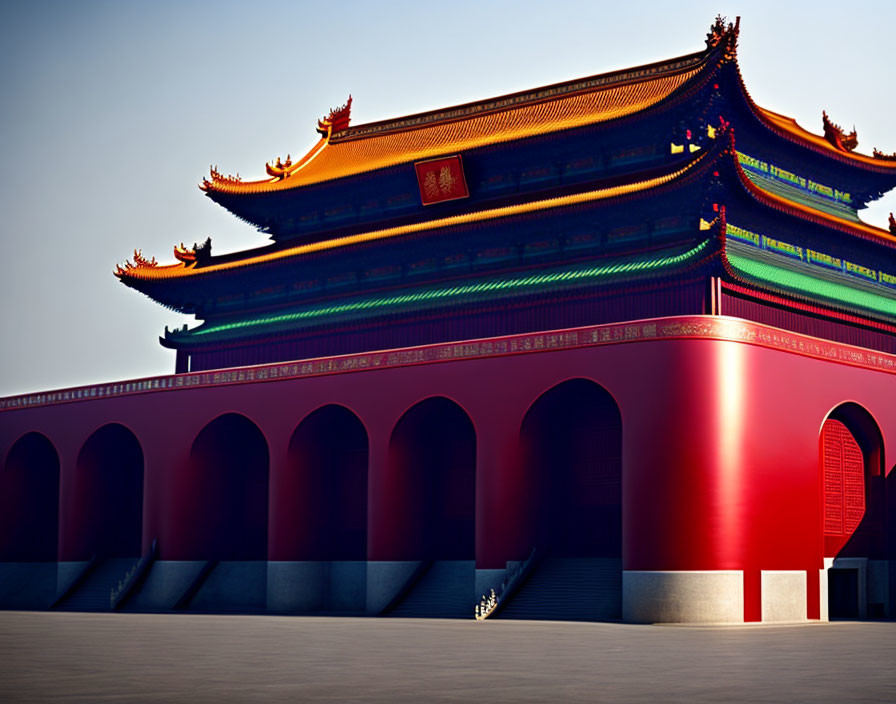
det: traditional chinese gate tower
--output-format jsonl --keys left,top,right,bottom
{"left": 2, "top": 17, "right": 895, "bottom": 622}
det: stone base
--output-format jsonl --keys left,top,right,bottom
{"left": 365, "top": 562, "right": 420, "bottom": 614}
{"left": 760, "top": 570, "right": 806, "bottom": 622}
{"left": 623, "top": 570, "right": 744, "bottom": 623}
{"left": 188, "top": 561, "right": 266, "bottom": 612}
{"left": 0, "top": 562, "right": 58, "bottom": 609}
{"left": 267, "top": 562, "right": 366, "bottom": 613}
{"left": 124, "top": 561, "right": 207, "bottom": 611}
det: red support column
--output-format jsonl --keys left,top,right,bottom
{"left": 266, "top": 440, "right": 293, "bottom": 561}
{"left": 367, "top": 425, "right": 404, "bottom": 561}
{"left": 475, "top": 413, "right": 529, "bottom": 569}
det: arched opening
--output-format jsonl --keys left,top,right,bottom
{"left": 520, "top": 379, "right": 622, "bottom": 557}
{"left": 821, "top": 403, "right": 885, "bottom": 619}
{"left": 388, "top": 397, "right": 476, "bottom": 560}
{"left": 0, "top": 433, "right": 60, "bottom": 561}
{"left": 283, "top": 405, "right": 368, "bottom": 560}
{"left": 72, "top": 424, "right": 143, "bottom": 559}
{"left": 189, "top": 413, "right": 269, "bottom": 560}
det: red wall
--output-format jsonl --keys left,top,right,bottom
{"left": 2, "top": 315, "right": 894, "bottom": 622}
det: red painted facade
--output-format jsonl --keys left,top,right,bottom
{"left": 2, "top": 316, "right": 894, "bottom": 620}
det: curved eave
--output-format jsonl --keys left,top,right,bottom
{"left": 728, "top": 60, "right": 896, "bottom": 174}
{"left": 729, "top": 147, "right": 896, "bottom": 249}
{"left": 722, "top": 245, "right": 896, "bottom": 329}
{"left": 199, "top": 47, "right": 720, "bottom": 197}
{"left": 115, "top": 144, "right": 720, "bottom": 301}
{"left": 162, "top": 239, "right": 715, "bottom": 348}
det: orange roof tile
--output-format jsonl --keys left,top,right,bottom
{"left": 119, "top": 151, "right": 710, "bottom": 283}
{"left": 755, "top": 106, "right": 896, "bottom": 170}
{"left": 201, "top": 55, "right": 708, "bottom": 195}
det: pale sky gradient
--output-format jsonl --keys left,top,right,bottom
{"left": 1, "top": 0, "right": 894, "bottom": 397}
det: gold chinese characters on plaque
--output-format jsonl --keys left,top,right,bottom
{"left": 414, "top": 155, "right": 469, "bottom": 205}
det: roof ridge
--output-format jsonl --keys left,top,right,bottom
{"left": 332, "top": 50, "right": 710, "bottom": 143}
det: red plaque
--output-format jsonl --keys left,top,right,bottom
{"left": 414, "top": 155, "right": 469, "bottom": 205}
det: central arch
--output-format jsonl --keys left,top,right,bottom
{"left": 188, "top": 413, "right": 269, "bottom": 560}
{"left": 388, "top": 397, "right": 476, "bottom": 560}
{"left": 277, "top": 405, "right": 369, "bottom": 560}
{"left": 519, "top": 378, "right": 622, "bottom": 557}
{"left": 72, "top": 424, "right": 143, "bottom": 559}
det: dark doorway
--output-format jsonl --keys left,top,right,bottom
{"left": 388, "top": 397, "right": 476, "bottom": 560}
{"left": 189, "top": 414, "right": 269, "bottom": 560}
{"left": 0, "top": 433, "right": 60, "bottom": 561}
{"left": 73, "top": 424, "right": 143, "bottom": 559}
{"left": 286, "top": 405, "right": 368, "bottom": 560}
{"left": 520, "top": 379, "right": 622, "bottom": 557}
{"left": 828, "top": 568, "right": 859, "bottom": 619}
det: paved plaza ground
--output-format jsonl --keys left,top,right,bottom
{"left": 1, "top": 612, "right": 894, "bottom": 702}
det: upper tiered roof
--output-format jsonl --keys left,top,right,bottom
{"left": 198, "top": 15, "right": 896, "bottom": 204}
{"left": 116, "top": 16, "right": 896, "bottom": 359}
{"left": 199, "top": 55, "right": 706, "bottom": 195}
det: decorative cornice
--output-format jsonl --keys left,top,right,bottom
{"left": 4, "top": 315, "right": 896, "bottom": 413}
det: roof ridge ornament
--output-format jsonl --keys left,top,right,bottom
{"left": 705, "top": 15, "right": 739, "bottom": 61}
{"left": 174, "top": 237, "right": 213, "bottom": 264}
{"left": 822, "top": 111, "right": 858, "bottom": 152}
{"left": 266, "top": 154, "right": 293, "bottom": 179}
{"left": 200, "top": 165, "right": 242, "bottom": 192}
{"left": 890, "top": 213, "right": 896, "bottom": 235}
{"left": 873, "top": 148, "right": 896, "bottom": 161}
{"left": 174, "top": 243, "right": 196, "bottom": 264}
{"left": 317, "top": 95, "right": 353, "bottom": 137}
{"left": 115, "top": 249, "right": 157, "bottom": 277}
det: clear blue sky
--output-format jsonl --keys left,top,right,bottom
{"left": 2, "top": 0, "right": 894, "bottom": 397}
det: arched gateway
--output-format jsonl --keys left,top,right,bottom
{"left": 185, "top": 413, "right": 269, "bottom": 561}
{"left": 69, "top": 424, "right": 143, "bottom": 560}
{"left": 520, "top": 379, "right": 622, "bottom": 558}
{"left": 387, "top": 397, "right": 476, "bottom": 561}
{"left": 275, "top": 405, "right": 368, "bottom": 561}
{"left": 496, "top": 379, "right": 622, "bottom": 621}
{"left": 821, "top": 404, "right": 887, "bottom": 619}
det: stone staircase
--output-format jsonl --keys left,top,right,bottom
{"left": 388, "top": 560, "right": 475, "bottom": 618}
{"left": 497, "top": 557, "right": 621, "bottom": 621}
{"left": 55, "top": 558, "right": 139, "bottom": 611}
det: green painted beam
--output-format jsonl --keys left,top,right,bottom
{"left": 727, "top": 251, "right": 896, "bottom": 319}
{"left": 181, "top": 240, "right": 711, "bottom": 339}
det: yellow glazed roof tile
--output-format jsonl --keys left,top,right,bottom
{"left": 119, "top": 151, "right": 707, "bottom": 282}
{"left": 756, "top": 107, "right": 896, "bottom": 170}
{"left": 202, "top": 60, "right": 705, "bottom": 195}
